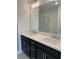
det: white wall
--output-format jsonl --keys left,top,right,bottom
{"left": 17, "top": 0, "right": 30, "bottom": 52}
{"left": 17, "top": 0, "right": 39, "bottom": 53}
{"left": 57, "top": 5, "right": 61, "bottom": 34}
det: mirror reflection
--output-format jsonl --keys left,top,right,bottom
{"left": 30, "top": 0, "right": 61, "bottom": 36}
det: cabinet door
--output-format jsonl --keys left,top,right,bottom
{"left": 30, "top": 41, "right": 36, "bottom": 59}
{"left": 37, "top": 48, "right": 45, "bottom": 59}
{"left": 21, "top": 35, "right": 30, "bottom": 57}
{"left": 46, "top": 54, "right": 57, "bottom": 59}
{"left": 37, "top": 42, "right": 61, "bottom": 59}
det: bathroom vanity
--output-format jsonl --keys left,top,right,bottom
{"left": 21, "top": 32, "right": 61, "bottom": 59}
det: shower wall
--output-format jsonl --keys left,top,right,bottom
{"left": 39, "top": 7, "right": 58, "bottom": 33}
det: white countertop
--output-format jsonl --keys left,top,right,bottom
{"left": 21, "top": 32, "right": 61, "bottom": 52}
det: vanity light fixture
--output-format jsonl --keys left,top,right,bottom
{"left": 31, "top": 1, "right": 40, "bottom": 8}
{"left": 31, "top": 0, "right": 40, "bottom": 8}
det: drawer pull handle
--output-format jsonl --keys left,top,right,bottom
{"left": 45, "top": 54, "right": 47, "bottom": 59}
{"left": 43, "top": 53, "right": 45, "bottom": 59}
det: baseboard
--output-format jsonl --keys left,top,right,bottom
{"left": 17, "top": 50, "right": 23, "bottom": 54}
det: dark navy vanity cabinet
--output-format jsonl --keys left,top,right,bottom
{"left": 21, "top": 35, "right": 61, "bottom": 59}
{"left": 21, "top": 35, "right": 31, "bottom": 57}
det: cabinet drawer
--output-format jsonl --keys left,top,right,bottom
{"left": 36, "top": 42, "right": 61, "bottom": 58}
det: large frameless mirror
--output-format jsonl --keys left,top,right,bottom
{"left": 30, "top": 0, "right": 61, "bottom": 37}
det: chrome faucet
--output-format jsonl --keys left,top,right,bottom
{"left": 51, "top": 32, "right": 60, "bottom": 39}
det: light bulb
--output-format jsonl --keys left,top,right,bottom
{"left": 55, "top": 2, "right": 58, "bottom": 5}
{"left": 31, "top": 2, "right": 40, "bottom": 8}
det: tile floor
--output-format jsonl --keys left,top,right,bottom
{"left": 17, "top": 52, "right": 30, "bottom": 59}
